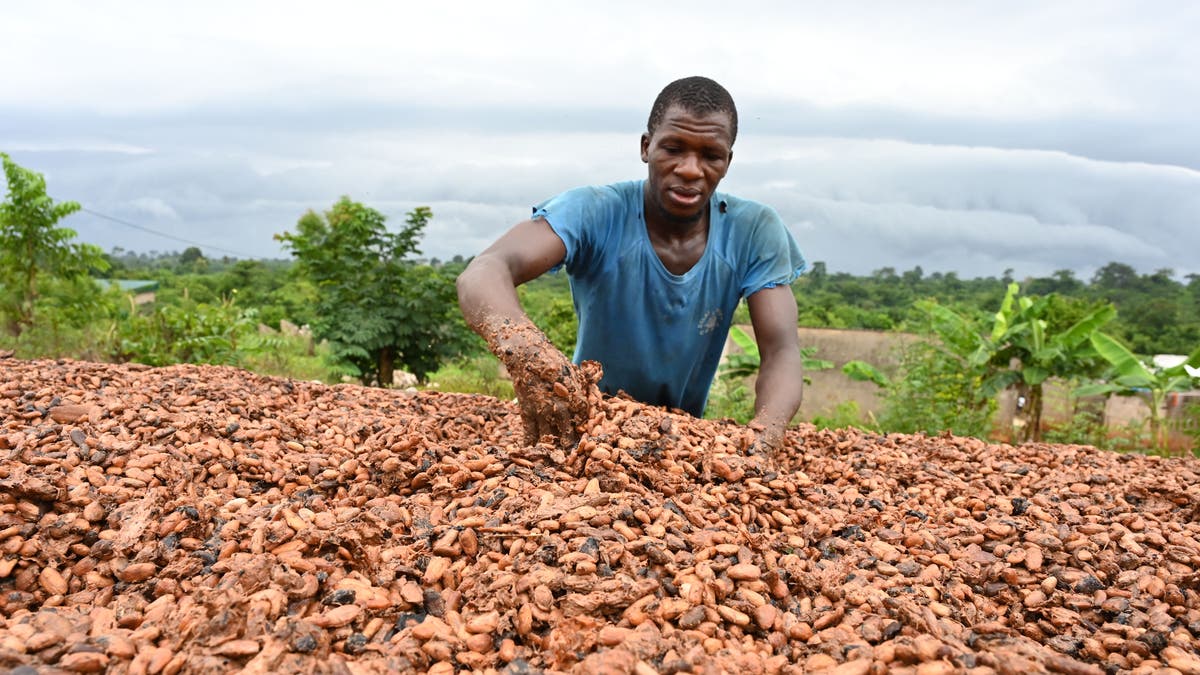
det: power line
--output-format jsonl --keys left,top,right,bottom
{"left": 79, "top": 207, "right": 261, "bottom": 258}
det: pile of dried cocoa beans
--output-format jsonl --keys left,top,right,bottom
{"left": 2, "top": 356, "right": 1199, "bottom": 675}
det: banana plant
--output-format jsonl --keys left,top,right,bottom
{"left": 1076, "top": 334, "right": 1200, "bottom": 453}
{"left": 913, "top": 283, "right": 1115, "bottom": 441}
{"left": 984, "top": 284, "right": 1117, "bottom": 441}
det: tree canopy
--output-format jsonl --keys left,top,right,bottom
{"left": 0, "top": 153, "right": 107, "bottom": 336}
{"left": 276, "top": 198, "right": 472, "bottom": 385}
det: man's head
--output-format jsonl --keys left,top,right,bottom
{"left": 646, "top": 76, "right": 738, "bottom": 147}
{"left": 640, "top": 77, "right": 737, "bottom": 227}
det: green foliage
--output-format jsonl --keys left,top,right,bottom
{"left": 1041, "top": 406, "right": 1120, "bottom": 451}
{"left": 424, "top": 355, "right": 516, "bottom": 400}
{"left": 1177, "top": 401, "right": 1200, "bottom": 457}
{"left": 719, "top": 326, "right": 833, "bottom": 382}
{"left": 704, "top": 375, "right": 756, "bottom": 424}
{"left": 113, "top": 255, "right": 320, "bottom": 331}
{"left": 706, "top": 326, "right": 833, "bottom": 425}
{"left": 239, "top": 331, "right": 344, "bottom": 383}
{"left": 179, "top": 246, "right": 205, "bottom": 266}
{"left": 111, "top": 297, "right": 254, "bottom": 367}
{"left": 983, "top": 283, "right": 1116, "bottom": 440}
{"left": 875, "top": 338, "right": 997, "bottom": 437}
{"left": 721, "top": 326, "right": 763, "bottom": 380}
{"left": 0, "top": 278, "right": 125, "bottom": 361}
{"left": 277, "top": 199, "right": 473, "bottom": 385}
{"left": 811, "top": 400, "right": 878, "bottom": 432}
{"left": 390, "top": 264, "right": 476, "bottom": 381}
{"left": 842, "top": 360, "right": 890, "bottom": 388}
{"left": 1076, "top": 334, "right": 1200, "bottom": 452}
{"left": 0, "top": 153, "right": 108, "bottom": 335}
{"left": 520, "top": 275, "right": 578, "bottom": 355}
{"left": 792, "top": 261, "right": 1200, "bottom": 357}
{"left": 902, "top": 283, "right": 1115, "bottom": 441}
{"left": 706, "top": 327, "right": 760, "bottom": 423}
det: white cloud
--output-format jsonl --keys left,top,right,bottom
{"left": 0, "top": 141, "right": 153, "bottom": 155}
{"left": 4, "top": 2, "right": 1197, "bottom": 279}
{"left": 40, "top": 130, "right": 1197, "bottom": 279}
{"left": 732, "top": 137, "right": 1200, "bottom": 276}
{"left": 128, "top": 197, "right": 179, "bottom": 220}
{"left": 4, "top": 1, "right": 1197, "bottom": 120}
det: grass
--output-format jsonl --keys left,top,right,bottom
{"left": 422, "top": 354, "right": 515, "bottom": 400}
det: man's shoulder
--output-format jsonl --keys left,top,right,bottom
{"left": 559, "top": 180, "right": 641, "bottom": 200}
{"left": 540, "top": 180, "right": 641, "bottom": 216}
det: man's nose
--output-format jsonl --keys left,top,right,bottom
{"left": 674, "top": 153, "right": 703, "bottom": 178}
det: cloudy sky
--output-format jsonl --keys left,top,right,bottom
{"left": 3, "top": 1, "right": 1198, "bottom": 279}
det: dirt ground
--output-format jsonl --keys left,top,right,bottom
{"left": 2, "top": 357, "right": 1200, "bottom": 674}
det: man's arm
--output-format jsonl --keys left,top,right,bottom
{"left": 457, "top": 218, "right": 567, "bottom": 332}
{"left": 746, "top": 285, "right": 804, "bottom": 449}
{"left": 457, "top": 219, "right": 593, "bottom": 446}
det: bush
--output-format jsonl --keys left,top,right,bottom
{"left": 111, "top": 297, "right": 253, "bottom": 367}
{"left": 704, "top": 376, "right": 755, "bottom": 425}
{"left": 877, "top": 340, "right": 995, "bottom": 438}
{"left": 811, "top": 400, "right": 878, "bottom": 432}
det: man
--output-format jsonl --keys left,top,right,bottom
{"left": 457, "top": 76, "right": 806, "bottom": 450}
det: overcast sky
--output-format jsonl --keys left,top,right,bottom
{"left": 3, "top": 1, "right": 1199, "bottom": 279}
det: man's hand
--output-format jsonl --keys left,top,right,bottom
{"left": 490, "top": 319, "right": 596, "bottom": 447}
{"left": 748, "top": 418, "right": 785, "bottom": 455}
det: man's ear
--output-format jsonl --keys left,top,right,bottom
{"left": 640, "top": 133, "right": 650, "bottom": 163}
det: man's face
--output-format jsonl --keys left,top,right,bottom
{"left": 641, "top": 105, "right": 734, "bottom": 227}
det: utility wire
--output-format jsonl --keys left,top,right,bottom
{"left": 80, "top": 207, "right": 260, "bottom": 258}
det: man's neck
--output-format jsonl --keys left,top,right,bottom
{"left": 644, "top": 196, "right": 709, "bottom": 244}
{"left": 644, "top": 196, "right": 710, "bottom": 275}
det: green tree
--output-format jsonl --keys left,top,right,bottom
{"left": 276, "top": 198, "right": 471, "bottom": 385}
{"left": 178, "top": 246, "right": 207, "bottom": 271}
{"left": 1091, "top": 262, "right": 1139, "bottom": 292}
{"left": 0, "top": 153, "right": 107, "bottom": 335}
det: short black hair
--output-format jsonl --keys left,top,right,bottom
{"left": 646, "top": 76, "right": 738, "bottom": 145}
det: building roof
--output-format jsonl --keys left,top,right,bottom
{"left": 97, "top": 279, "right": 159, "bottom": 292}
{"left": 1153, "top": 354, "right": 1200, "bottom": 379}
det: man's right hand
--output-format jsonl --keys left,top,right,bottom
{"left": 489, "top": 319, "right": 597, "bottom": 447}
{"left": 454, "top": 218, "right": 592, "bottom": 446}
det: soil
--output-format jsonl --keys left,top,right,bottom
{"left": 1, "top": 356, "right": 1199, "bottom": 674}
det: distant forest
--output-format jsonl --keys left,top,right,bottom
{"left": 107, "top": 249, "right": 1199, "bottom": 357}
{"left": 790, "top": 261, "right": 1200, "bottom": 357}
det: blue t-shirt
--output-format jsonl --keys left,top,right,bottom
{"left": 533, "top": 179, "right": 805, "bottom": 416}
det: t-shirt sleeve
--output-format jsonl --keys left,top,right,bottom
{"left": 531, "top": 185, "right": 624, "bottom": 275}
{"left": 741, "top": 206, "right": 807, "bottom": 297}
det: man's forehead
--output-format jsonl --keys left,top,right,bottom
{"left": 656, "top": 106, "right": 734, "bottom": 140}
